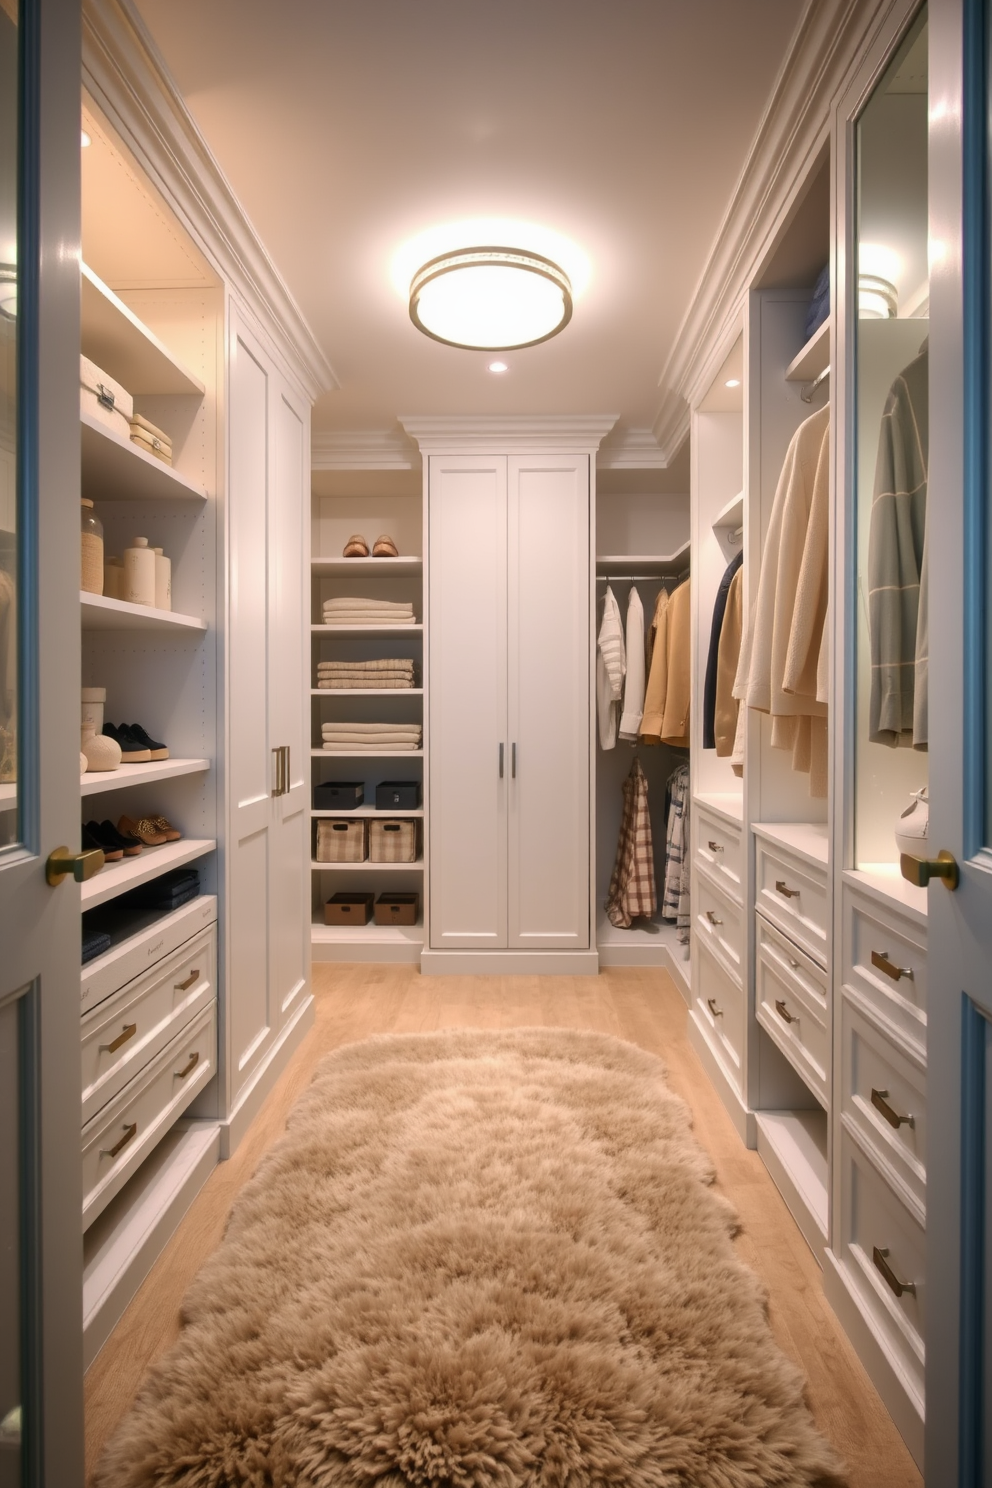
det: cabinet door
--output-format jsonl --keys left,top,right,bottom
{"left": 428, "top": 456, "right": 507, "bottom": 948}
{"left": 507, "top": 456, "right": 591, "bottom": 949}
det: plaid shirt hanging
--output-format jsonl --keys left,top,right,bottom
{"left": 606, "top": 758, "right": 657, "bottom": 928}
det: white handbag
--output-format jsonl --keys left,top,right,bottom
{"left": 894, "top": 786, "right": 929, "bottom": 859}
{"left": 80, "top": 354, "right": 133, "bottom": 440}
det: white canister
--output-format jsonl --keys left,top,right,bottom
{"left": 153, "top": 546, "right": 172, "bottom": 611}
{"left": 81, "top": 686, "right": 107, "bottom": 736}
{"left": 123, "top": 536, "right": 156, "bottom": 607}
{"left": 103, "top": 556, "right": 124, "bottom": 600}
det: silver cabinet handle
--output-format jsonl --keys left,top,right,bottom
{"left": 873, "top": 1246, "right": 916, "bottom": 1298}
{"left": 272, "top": 745, "right": 290, "bottom": 797}
{"left": 499, "top": 742, "right": 504, "bottom": 778}
{"left": 511, "top": 742, "right": 517, "bottom": 778}
{"left": 871, "top": 1087, "right": 914, "bottom": 1129}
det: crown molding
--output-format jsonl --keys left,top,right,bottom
{"left": 81, "top": 0, "right": 338, "bottom": 405}
{"left": 399, "top": 414, "right": 619, "bottom": 454}
{"left": 654, "top": 0, "right": 898, "bottom": 417}
{"left": 311, "top": 429, "right": 420, "bottom": 471}
{"left": 597, "top": 428, "right": 672, "bottom": 470}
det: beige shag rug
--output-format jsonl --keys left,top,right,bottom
{"left": 95, "top": 1028, "right": 846, "bottom": 1487}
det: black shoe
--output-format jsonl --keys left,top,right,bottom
{"left": 126, "top": 722, "right": 169, "bottom": 761}
{"left": 102, "top": 721, "right": 150, "bottom": 763}
{"left": 92, "top": 818, "right": 143, "bottom": 856}
{"left": 82, "top": 821, "right": 117, "bottom": 862}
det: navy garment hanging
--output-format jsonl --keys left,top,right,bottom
{"left": 702, "top": 549, "right": 743, "bottom": 749}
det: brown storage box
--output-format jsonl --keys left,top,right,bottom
{"left": 373, "top": 892, "right": 420, "bottom": 926}
{"left": 315, "top": 818, "right": 367, "bottom": 863}
{"left": 324, "top": 892, "right": 374, "bottom": 925}
{"left": 368, "top": 818, "right": 417, "bottom": 863}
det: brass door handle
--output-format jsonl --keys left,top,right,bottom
{"left": 899, "top": 849, "right": 959, "bottom": 890}
{"left": 775, "top": 880, "right": 799, "bottom": 899}
{"left": 498, "top": 742, "right": 504, "bottom": 778}
{"left": 175, "top": 969, "right": 199, "bottom": 992}
{"left": 705, "top": 910, "right": 723, "bottom": 926}
{"left": 706, "top": 998, "right": 723, "bottom": 1018}
{"left": 775, "top": 999, "right": 796, "bottom": 1024}
{"left": 102, "top": 1023, "right": 136, "bottom": 1053}
{"left": 102, "top": 1122, "right": 137, "bottom": 1159}
{"left": 871, "top": 950, "right": 913, "bottom": 982}
{"left": 707, "top": 840, "right": 724, "bottom": 853}
{"left": 46, "top": 845, "right": 104, "bottom": 885}
{"left": 271, "top": 745, "right": 290, "bottom": 797}
{"left": 871, "top": 1088, "right": 914, "bottom": 1129}
{"left": 873, "top": 1245, "right": 916, "bottom": 1298}
{"left": 175, "top": 1051, "right": 200, "bottom": 1080}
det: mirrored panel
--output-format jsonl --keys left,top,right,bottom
{"left": 854, "top": 9, "right": 929, "bottom": 876}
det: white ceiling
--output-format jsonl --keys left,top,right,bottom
{"left": 132, "top": 0, "right": 803, "bottom": 454}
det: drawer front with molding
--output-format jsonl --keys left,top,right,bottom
{"left": 81, "top": 1002, "right": 216, "bottom": 1230}
{"left": 694, "top": 870, "right": 743, "bottom": 984}
{"left": 755, "top": 912, "right": 829, "bottom": 1105}
{"left": 836, "top": 1129, "right": 925, "bottom": 1397}
{"left": 81, "top": 894, "right": 218, "bottom": 1016}
{"left": 695, "top": 806, "right": 743, "bottom": 906}
{"left": 841, "top": 996, "right": 926, "bottom": 1212}
{"left": 754, "top": 839, "right": 828, "bottom": 968}
{"left": 694, "top": 939, "right": 745, "bottom": 1087}
{"left": 81, "top": 924, "right": 216, "bottom": 1125}
{"left": 842, "top": 888, "right": 927, "bottom": 1059}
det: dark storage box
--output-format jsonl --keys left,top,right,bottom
{"left": 314, "top": 780, "right": 364, "bottom": 810}
{"left": 375, "top": 780, "right": 420, "bottom": 810}
{"left": 324, "top": 891, "right": 374, "bottom": 925}
{"left": 374, "top": 892, "right": 420, "bottom": 926}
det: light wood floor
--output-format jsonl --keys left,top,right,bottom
{"left": 85, "top": 964, "right": 922, "bottom": 1487}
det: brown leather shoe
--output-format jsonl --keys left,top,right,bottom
{"left": 148, "top": 814, "right": 182, "bottom": 842}
{"left": 118, "top": 813, "right": 168, "bottom": 846}
{"left": 372, "top": 533, "right": 398, "bottom": 557}
{"left": 342, "top": 534, "right": 369, "bottom": 557}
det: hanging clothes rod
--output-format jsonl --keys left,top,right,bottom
{"left": 596, "top": 571, "right": 688, "bottom": 583}
{"left": 800, "top": 364, "right": 830, "bottom": 403}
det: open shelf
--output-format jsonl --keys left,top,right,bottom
{"left": 712, "top": 491, "right": 744, "bottom": 533}
{"left": 312, "top": 748, "right": 423, "bottom": 758}
{"left": 80, "top": 837, "right": 215, "bottom": 910}
{"left": 311, "top": 688, "right": 423, "bottom": 697}
{"left": 81, "top": 593, "right": 207, "bottom": 634}
{"left": 844, "top": 865, "right": 928, "bottom": 925}
{"left": 81, "top": 412, "right": 208, "bottom": 503}
{"left": 752, "top": 820, "right": 829, "bottom": 869}
{"left": 312, "top": 806, "right": 423, "bottom": 818}
{"left": 312, "top": 917, "right": 423, "bottom": 944}
{"left": 312, "top": 623, "right": 423, "bottom": 635}
{"left": 693, "top": 790, "right": 744, "bottom": 825}
{"left": 81, "top": 758, "right": 210, "bottom": 798}
{"left": 754, "top": 1109, "right": 829, "bottom": 1258}
{"left": 312, "top": 556, "right": 423, "bottom": 577}
{"left": 311, "top": 857, "right": 424, "bottom": 872}
{"left": 81, "top": 263, "right": 205, "bottom": 397}
{"left": 784, "top": 318, "right": 830, "bottom": 383}
{"left": 595, "top": 541, "right": 690, "bottom": 577}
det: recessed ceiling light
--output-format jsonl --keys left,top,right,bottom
{"left": 725, "top": 378, "right": 740, "bottom": 388}
{"left": 409, "top": 247, "right": 572, "bottom": 351}
{"left": 488, "top": 361, "right": 508, "bottom": 374}
{"left": 81, "top": 130, "right": 91, "bottom": 148}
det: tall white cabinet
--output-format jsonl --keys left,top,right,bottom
{"left": 403, "top": 418, "right": 614, "bottom": 974}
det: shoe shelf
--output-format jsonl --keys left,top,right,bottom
{"left": 311, "top": 748, "right": 424, "bottom": 758}
{"left": 81, "top": 593, "right": 208, "bottom": 634}
{"left": 310, "top": 688, "right": 423, "bottom": 697}
{"left": 81, "top": 413, "right": 208, "bottom": 504}
{"left": 81, "top": 837, "right": 215, "bottom": 910}
{"left": 311, "top": 623, "right": 423, "bottom": 634}
{"left": 311, "top": 806, "right": 423, "bottom": 818}
{"left": 81, "top": 264, "right": 205, "bottom": 397}
{"left": 311, "top": 918, "right": 424, "bottom": 947}
{"left": 310, "top": 857, "right": 424, "bottom": 872}
{"left": 81, "top": 758, "right": 210, "bottom": 798}
{"left": 311, "top": 557, "right": 422, "bottom": 577}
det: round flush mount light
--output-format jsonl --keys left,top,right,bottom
{"left": 488, "top": 361, "right": 508, "bottom": 373}
{"left": 81, "top": 130, "right": 91, "bottom": 148}
{"left": 409, "top": 247, "right": 572, "bottom": 351}
{"left": 725, "top": 378, "right": 741, "bottom": 388}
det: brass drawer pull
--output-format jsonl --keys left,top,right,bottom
{"left": 102, "top": 1122, "right": 137, "bottom": 1158}
{"left": 705, "top": 909, "right": 723, "bottom": 926}
{"left": 775, "top": 999, "right": 796, "bottom": 1025}
{"left": 175, "top": 1051, "right": 200, "bottom": 1080}
{"left": 871, "top": 950, "right": 913, "bottom": 983}
{"left": 871, "top": 1088, "right": 914, "bottom": 1129}
{"left": 707, "top": 840, "right": 724, "bottom": 853}
{"left": 775, "top": 880, "right": 799, "bottom": 899}
{"left": 873, "top": 1245, "right": 916, "bottom": 1298}
{"left": 103, "top": 1023, "right": 136, "bottom": 1053}
{"left": 706, "top": 998, "right": 723, "bottom": 1018}
{"left": 175, "top": 969, "right": 200, "bottom": 992}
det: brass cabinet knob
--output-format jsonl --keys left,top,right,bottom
{"left": 45, "top": 845, "right": 104, "bottom": 886}
{"left": 899, "top": 849, "right": 959, "bottom": 891}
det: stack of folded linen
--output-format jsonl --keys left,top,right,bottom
{"left": 316, "top": 658, "right": 415, "bottom": 690}
{"left": 322, "top": 596, "right": 416, "bottom": 625}
{"left": 321, "top": 721, "right": 423, "bottom": 752}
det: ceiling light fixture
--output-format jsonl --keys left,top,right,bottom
{"left": 409, "top": 247, "right": 572, "bottom": 351}
{"left": 488, "top": 361, "right": 508, "bottom": 373}
{"left": 81, "top": 130, "right": 91, "bottom": 148}
{"left": 858, "top": 273, "right": 898, "bottom": 319}
{"left": 725, "top": 378, "right": 741, "bottom": 388}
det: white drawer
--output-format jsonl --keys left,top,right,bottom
{"left": 841, "top": 995, "right": 926, "bottom": 1214}
{"left": 81, "top": 924, "right": 216, "bottom": 1125}
{"left": 755, "top": 912, "right": 829, "bottom": 1106}
{"left": 836, "top": 1127, "right": 925, "bottom": 1398}
{"left": 754, "top": 836, "right": 828, "bottom": 969}
{"left": 695, "top": 805, "right": 743, "bottom": 906}
{"left": 694, "top": 938, "right": 745, "bottom": 1088}
{"left": 82, "top": 1001, "right": 216, "bottom": 1230}
{"left": 694, "top": 869, "right": 743, "bottom": 985}
{"left": 81, "top": 894, "right": 218, "bottom": 1016}
{"left": 842, "top": 886, "right": 927, "bottom": 1060}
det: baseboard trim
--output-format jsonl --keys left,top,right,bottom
{"left": 822, "top": 1249, "right": 925, "bottom": 1469}
{"left": 83, "top": 1120, "right": 220, "bottom": 1370}
{"left": 220, "top": 993, "right": 315, "bottom": 1158}
{"left": 420, "top": 950, "right": 600, "bottom": 976}
{"left": 311, "top": 938, "right": 422, "bottom": 964}
{"left": 687, "top": 1010, "right": 756, "bottom": 1147}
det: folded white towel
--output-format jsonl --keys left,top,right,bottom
{"left": 320, "top": 616, "right": 418, "bottom": 626}
{"left": 317, "top": 679, "right": 414, "bottom": 689}
{"left": 316, "top": 658, "right": 414, "bottom": 672}
{"left": 323, "top": 596, "right": 413, "bottom": 614}
{"left": 322, "top": 742, "right": 421, "bottom": 752}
